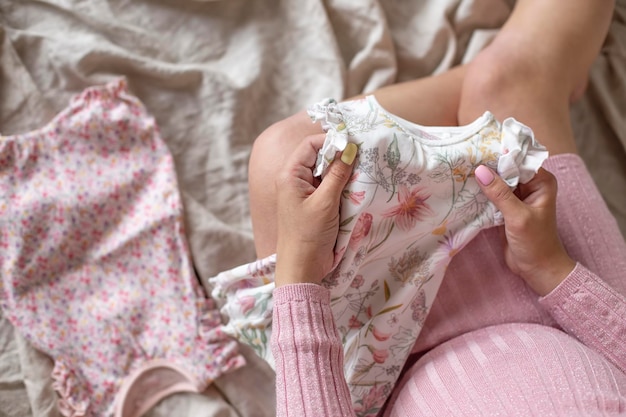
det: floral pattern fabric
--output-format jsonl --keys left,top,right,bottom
{"left": 0, "top": 80, "right": 245, "bottom": 417}
{"left": 209, "top": 96, "right": 548, "bottom": 416}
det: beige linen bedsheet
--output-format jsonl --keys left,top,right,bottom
{"left": 1, "top": 0, "right": 625, "bottom": 416}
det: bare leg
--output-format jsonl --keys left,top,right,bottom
{"left": 249, "top": 68, "right": 466, "bottom": 258}
{"left": 458, "top": 0, "right": 614, "bottom": 155}
{"left": 360, "top": 65, "right": 466, "bottom": 126}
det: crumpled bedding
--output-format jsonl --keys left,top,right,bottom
{"left": 0, "top": 0, "right": 624, "bottom": 416}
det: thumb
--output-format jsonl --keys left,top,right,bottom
{"left": 475, "top": 165, "right": 524, "bottom": 216}
{"left": 316, "top": 143, "right": 358, "bottom": 202}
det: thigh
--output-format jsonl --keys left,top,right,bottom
{"left": 366, "top": 65, "right": 465, "bottom": 127}
{"left": 387, "top": 323, "right": 626, "bottom": 417}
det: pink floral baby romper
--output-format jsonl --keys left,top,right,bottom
{"left": 209, "top": 96, "right": 548, "bottom": 416}
{"left": 0, "top": 79, "right": 245, "bottom": 417}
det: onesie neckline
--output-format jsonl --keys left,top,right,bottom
{"left": 367, "top": 95, "right": 494, "bottom": 147}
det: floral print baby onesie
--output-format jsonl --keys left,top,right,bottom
{"left": 0, "top": 79, "right": 244, "bottom": 417}
{"left": 209, "top": 96, "right": 548, "bottom": 416}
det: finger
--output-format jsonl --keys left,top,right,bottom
{"left": 277, "top": 134, "right": 327, "bottom": 192}
{"left": 315, "top": 143, "right": 358, "bottom": 203}
{"left": 288, "top": 133, "right": 327, "bottom": 170}
{"left": 475, "top": 165, "right": 525, "bottom": 216}
{"left": 516, "top": 168, "right": 557, "bottom": 204}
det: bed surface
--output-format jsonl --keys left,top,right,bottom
{"left": 1, "top": 0, "right": 625, "bottom": 416}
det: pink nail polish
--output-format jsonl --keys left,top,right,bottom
{"left": 475, "top": 165, "right": 494, "bottom": 185}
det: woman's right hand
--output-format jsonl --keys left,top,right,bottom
{"left": 274, "top": 135, "right": 357, "bottom": 287}
{"left": 475, "top": 165, "right": 576, "bottom": 296}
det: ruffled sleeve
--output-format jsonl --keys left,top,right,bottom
{"left": 307, "top": 98, "right": 351, "bottom": 177}
{"left": 497, "top": 117, "right": 549, "bottom": 186}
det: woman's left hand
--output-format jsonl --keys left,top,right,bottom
{"left": 274, "top": 134, "right": 357, "bottom": 287}
{"left": 475, "top": 165, "right": 576, "bottom": 295}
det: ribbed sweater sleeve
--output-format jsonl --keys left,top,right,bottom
{"left": 271, "top": 283, "right": 356, "bottom": 417}
{"left": 539, "top": 262, "right": 626, "bottom": 374}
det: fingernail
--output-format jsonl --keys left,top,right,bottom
{"left": 475, "top": 165, "right": 494, "bottom": 185}
{"left": 341, "top": 143, "right": 358, "bottom": 165}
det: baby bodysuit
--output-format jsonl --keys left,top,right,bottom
{"left": 0, "top": 79, "right": 245, "bottom": 417}
{"left": 209, "top": 96, "right": 548, "bottom": 414}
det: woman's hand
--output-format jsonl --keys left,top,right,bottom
{"left": 475, "top": 165, "right": 576, "bottom": 296}
{"left": 274, "top": 134, "right": 357, "bottom": 287}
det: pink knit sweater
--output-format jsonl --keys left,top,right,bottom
{"left": 271, "top": 155, "right": 626, "bottom": 416}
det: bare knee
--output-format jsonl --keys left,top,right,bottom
{"left": 459, "top": 0, "right": 614, "bottom": 124}
{"left": 458, "top": 36, "right": 580, "bottom": 124}
{"left": 249, "top": 110, "right": 322, "bottom": 182}
{"left": 458, "top": 43, "right": 578, "bottom": 155}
